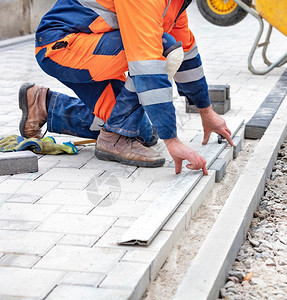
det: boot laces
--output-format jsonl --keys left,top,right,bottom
{"left": 113, "top": 135, "right": 139, "bottom": 147}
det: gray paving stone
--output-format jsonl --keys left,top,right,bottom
{"left": 244, "top": 70, "right": 287, "bottom": 139}
{"left": 208, "top": 85, "right": 230, "bottom": 102}
{"left": 122, "top": 249, "right": 158, "bottom": 265}
{"left": 34, "top": 245, "right": 125, "bottom": 273}
{"left": 121, "top": 249, "right": 167, "bottom": 283}
{"left": 0, "top": 254, "right": 40, "bottom": 268}
{"left": 209, "top": 158, "right": 227, "bottom": 183}
{"left": 0, "top": 193, "right": 40, "bottom": 204}
{"left": 11, "top": 160, "right": 58, "bottom": 180}
{"left": 36, "top": 213, "right": 116, "bottom": 236}
{"left": 0, "top": 267, "right": 64, "bottom": 298}
{"left": 39, "top": 167, "right": 102, "bottom": 183}
{"left": 57, "top": 205, "right": 93, "bottom": 214}
{"left": 100, "top": 261, "right": 150, "bottom": 300}
{"left": 0, "top": 179, "right": 60, "bottom": 196}
{"left": 232, "top": 136, "right": 242, "bottom": 159}
{"left": 37, "top": 189, "right": 108, "bottom": 206}
{"left": 0, "top": 230, "right": 63, "bottom": 255}
{"left": 94, "top": 226, "right": 127, "bottom": 248}
{"left": 113, "top": 217, "right": 137, "bottom": 228}
{"left": 91, "top": 173, "right": 153, "bottom": 194}
{"left": 137, "top": 184, "right": 166, "bottom": 202}
{"left": 218, "top": 147, "right": 233, "bottom": 165}
{"left": 59, "top": 234, "right": 99, "bottom": 247}
{"left": 60, "top": 271, "right": 105, "bottom": 286}
{"left": 0, "top": 175, "right": 10, "bottom": 183}
{"left": 0, "top": 151, "right": 38, "bottom": 176}
{"left": 211, "top": 98, "right": 231, "bottom": 115}
{"left": 90, "top": 200, "right": 150, "bottom": 218}
{"left": 0, "top": 203, "right": 61, "bottom": 221}
{"left": 0, "top": 219, "right": 39, "bottom": 231}
{"left": 46, "top": 285, "right": 131, "bottom": 300}
{"left": 162, "top": 211, "right": 186, "bottom": 233}
{"left": 57, "top": 181, "right": 88, "bottom": 190}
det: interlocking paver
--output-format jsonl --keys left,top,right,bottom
{"left": 0, "top": 267, "right": 64, "bottom": 298}
{"left": 1, "top": 193, "right": 40, "bottom": 204}
{"left": 46, "top": 285, "right": 131, "bottom": 300}
{"left": 36, "top": 213, "right": 116, "bottom": 235}
{"left": 37, "top": 189, "right": 106, "bottom": 206}
{"left": 100, "top": 261, "right": 150, "bottom": 299}
{"left": 60, "top": 271, "right": 104, "bottom": 286}
{"left": 34, "top": 245, "right": 125, "bottom": 273}
{"left": 39, "top": 167, "right": 102, "bottom": 183}
{"left": 57, "top": 205, "right": 93, "bottom": 214}
{"left": 90, "top": 200, "right": 150, "bottom": 218}
{"left": 0, "top": 230, "right": 63, "bottom": 255}
{"left": 58, "top": 233, "right": 99, "bottom": 247}
{"left": 0, "top": 203, "right": 60, "bottom": 221}
{"left": 0, "top": 219, "right": 39, "bottom": 231}
{"left": 0, "top": 254, "right": 40, "bottom": 268}
{"left": 0, "top": 179, "right": 60, "bottom": 196}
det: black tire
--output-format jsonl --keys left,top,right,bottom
{"left": 196, "top": 0, "right": 252, "bottom": 27}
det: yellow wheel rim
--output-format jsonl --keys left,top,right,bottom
{"left": 207, "top": 0, "right": 237, "bottom": 15}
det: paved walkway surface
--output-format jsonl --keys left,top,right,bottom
{"left": 0, "top": 2, "right": 286, "bottom": 299}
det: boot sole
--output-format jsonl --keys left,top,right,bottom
{"left": 94, "top": 147, "right": 165, "bottom": 168}
{"left": 19, "top": 82, "right": 36, "bottom": 138}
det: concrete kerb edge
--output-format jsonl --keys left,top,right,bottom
{"left": 0, "top": 34, "right": 34, "bottom": 49}
{"left": 149, "top": 171, "right": 216, "bottom": 282}
{"left": 173, "top": 96, "right": 287, "bottom": 300}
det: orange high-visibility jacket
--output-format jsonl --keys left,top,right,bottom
{"left": 36, "top": 0, "right": 210, "bottom": 139}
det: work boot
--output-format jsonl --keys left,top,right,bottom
{"left": 95, "top": 129, "right": 165, "bottom": 167}
{"left": 19, "top": 83, "right": 48, "bottom": 139}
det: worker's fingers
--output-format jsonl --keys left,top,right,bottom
{"left": 186, "top": 152, "right": 208, "bottom": 175}
{"left": 203, "top": 164, "right": 208, "bottom": 175}
{"left": 174, "top": 157, "right": 183, "bottom": 174}
{"left": 202, "top": 130, "right": 211, "bottom": 145}
{"left": 219, "top": 129, "right": 234, "bottom": 146}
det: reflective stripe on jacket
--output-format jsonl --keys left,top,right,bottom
{"left": 36, "top": 0, "right": 210, "bottom": 139}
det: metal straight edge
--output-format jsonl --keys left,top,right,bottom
{"left": 118, "top": 119, "right": 244, "bottom": 246}
{"left": 173, "top": 97, "right": 287, "bottom": 300}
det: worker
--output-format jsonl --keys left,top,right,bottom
{"left": 19, "top": 0, "right": 234, "bottom": 174}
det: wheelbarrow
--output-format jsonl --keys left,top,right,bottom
{"left": 196, "top": 0, "right": 287, "bottom": 75}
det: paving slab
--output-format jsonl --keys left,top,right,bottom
{"left": 0, "top": 151, "right": 38, "bottom": 176}
{"left": 100, "top": 261, "right": 150, "bottom": 300}
{"left": 0, "top": 254, "right": 40, "bottom": 268}
{"left": 0, "top": 179, "right": 60, "bottom": 196}
{"left": 0, "top": 267, "right": 64, "bottom": 299}
{"left": 59, "top": 271, "right": 104, "bottom": 286}
{"left": 0, "top": 203, "right": 60, "bottom": 221}
{"left": 209, "top": 158, "right": 227, "bottom": 183}
{"left": 244, "top": 69, "right": 287, "bottom": 139}
{"left": 36, "top": 213, "right": 116, "bottom": 235}
{"left": 34, "top": 245, "right": 125, "bottom": 273}
{"left": 46, "top": 285, "right": 131, "bottom": 300}
{"left": 0, "top": 230, "right": 63, "bottom": 255}
{"left": 37, "top": 189, "right": 108, "bottom": 206}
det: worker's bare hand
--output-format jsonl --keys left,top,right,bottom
{"left": 199, "top": 105, "right": 234, "bottom": 146}
{"left": 165, "top": 138, "right": 208, "bottom": 175}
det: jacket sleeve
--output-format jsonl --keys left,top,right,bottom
{"left": 114, "top": 0, "right": 177, "bottom": 140}
{"left": 170, "top": 11, "right": 211, "bottom": 109}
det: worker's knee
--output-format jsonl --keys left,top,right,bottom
{"left": 162, "top": 33, "right": 184, "bottom": 80}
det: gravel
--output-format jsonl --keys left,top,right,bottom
{"left": 219, "top": 138, "right": 287, "bottom": 300}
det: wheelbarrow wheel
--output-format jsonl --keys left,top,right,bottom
{"left": 197, "top": 0, "right": 252, "bottom": 26}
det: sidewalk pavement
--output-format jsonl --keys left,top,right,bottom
{"left": 0, "top": 2, "right": 286, "bottom": 299}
